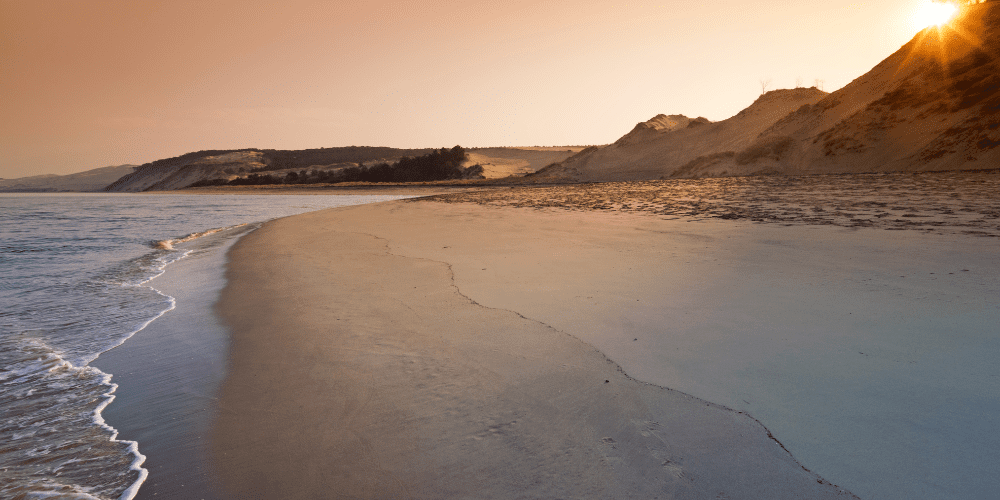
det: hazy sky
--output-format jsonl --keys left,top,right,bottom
{"left": 1, "top": 0, "right": 941, "bottom": 177}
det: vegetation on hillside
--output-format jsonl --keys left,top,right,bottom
{"left": 104, "top": 145, "right": 445, "bottom": 191}
{"left": 254, "top": 146, "right": 435, "bottom": 172}
{"left": 189, "top": 146, "right": 475, "bottom": 187}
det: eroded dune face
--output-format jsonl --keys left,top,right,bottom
{"left": 533, "top": 88, "right": 828, "bottom": 182}
{"left": 537, "top": 2, "right": 1000, "bottom": 181}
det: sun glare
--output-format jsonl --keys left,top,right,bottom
{"left": 913, "top": 1, "right": 958, "bottom": 30}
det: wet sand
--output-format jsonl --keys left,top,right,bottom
{"left": 211, "top": 173, "right": 999, "bottom": 499}
{"left": 94, "top": 231, "right": 236, "bottom": 500}
{"left": 211, "top": 208, "right": 856, "bottom": 499}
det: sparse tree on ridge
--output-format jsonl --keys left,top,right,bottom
{"left": 759, "top": 78, "right": 772, "bottom": 95}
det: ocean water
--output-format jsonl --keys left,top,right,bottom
{"left": 0, "top": 193, "right": 413, "bottom": 499}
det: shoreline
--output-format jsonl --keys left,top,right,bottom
{"left": 209, "top": 200, "right": 859, "bottom": 498}
{"left": 87, "top": 194, "right": 420, "bottom": 499}
{"left": 92, "top": 225, "right": 251, "bottom": 499}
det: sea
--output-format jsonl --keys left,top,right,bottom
{"left": 0, "top": 192, "right": 414, "bottom": 499}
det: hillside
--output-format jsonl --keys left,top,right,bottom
{"left": 0, "top": 165, "right": 137, "bottom": 192}
{"left": 464, "top": 147, "right": 587, "bottom": 178}
{"left": 532, "top": 88, "right": 828, "bottom": 181}
{"left": 104, "top": 146, "right": 586, "bottom": 191}
{"left": 104, "top": 147, "right": 436, "bottom": 192}
{"left": 535, "top": 1, "right": 1000, "bottom": 181}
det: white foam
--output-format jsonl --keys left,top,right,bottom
{"left": 152, "top": 223, "right": 248, "bottom": 251}
{"left": 68, "top": 223, "right": 258, "bottom": 498}
{"left": 3, "top": 336, "right": 150, "bottom": 500}
{"left": 18, "top": 480, "right": 105, "bottom": 500}
{"left": 85, "top": 222, "right": 261, "bottom": 498}
{"left": 91, "top": 373, "right": 147, "bottom": 500}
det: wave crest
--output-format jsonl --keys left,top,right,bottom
{"left": 151, "top": 223, "right": 247, "bottom": 250}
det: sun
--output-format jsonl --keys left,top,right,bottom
{"left": 912, "top": 0, "right": 959, "bottom": 30}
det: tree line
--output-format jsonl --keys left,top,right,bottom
{"left": 253, "top": 146, "right": 435, "bottom": 173}
{"left": 189, "top": 146, "right": 473, "bottom": 187}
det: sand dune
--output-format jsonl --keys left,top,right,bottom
{"left": 533, "top": 88, "right": 827, "bottom": 181}
{"left": 706, "top": 1, "right": 1000, "bottom": 177}
{"left": 463, "top": 147, "right": 585, "bottom": 178}
{"left": 107, "top": 151, "right": 269, "bottom": 192}
{"left": 535, "top": 2, "right": 1000, "bottom": 181}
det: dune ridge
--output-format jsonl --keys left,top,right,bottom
{"left": 534, "top": 2, "right": 1000, "bottom": 181}
{"left": 533, "top": 88, "right": 828, "bottom": 181}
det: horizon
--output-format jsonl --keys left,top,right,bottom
{"left": 0, "top": 0, "right": 965, "bottom": 178}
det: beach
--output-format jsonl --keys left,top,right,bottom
{"left": 210, "top": 175, "right": 1000, "bottom": 499}
{"left": 7, "top": 1, "right": 999, "bottom": 497}
{"left": 211, "top": 202, "right": 849, "bottom": 499}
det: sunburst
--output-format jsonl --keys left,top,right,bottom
{"left": 912, "top": 0, "right": 959, "bottom": 31}
{"left": 891, "top": 0, "right": 982, "bottom": 83}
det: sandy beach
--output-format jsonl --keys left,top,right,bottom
{"left": 211, "top": 175, "right": 999, "bottom": 499}
{"left": 211, "top": 205, "right": 851, "bottom": 499}
{"left": 8, "top": 1, "right": 999, "bottom": 497}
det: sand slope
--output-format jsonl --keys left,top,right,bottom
{"left": 107, "top": 151, "right": 269, "bottom": 192}
{"left": 533, "top": 88, "right": 828, "bottom": 181}
{"left": 536, "top": 2, "right": 1000, "bottom": 181}
{"left": 703, "top": 1, "right": 1000, "bottom": 177}
{"left": 464, "top": 147, "right": 585, "bottom": 178}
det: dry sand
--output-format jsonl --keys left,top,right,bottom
{"left": 212, "top": 174, "right": 999, "bottom": 499}
{"left": 211, "top": 202, "right": 856, "bottom": 498}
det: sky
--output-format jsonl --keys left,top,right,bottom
{"left": 1, "top": 0, "right": 947, "bottom": 178}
